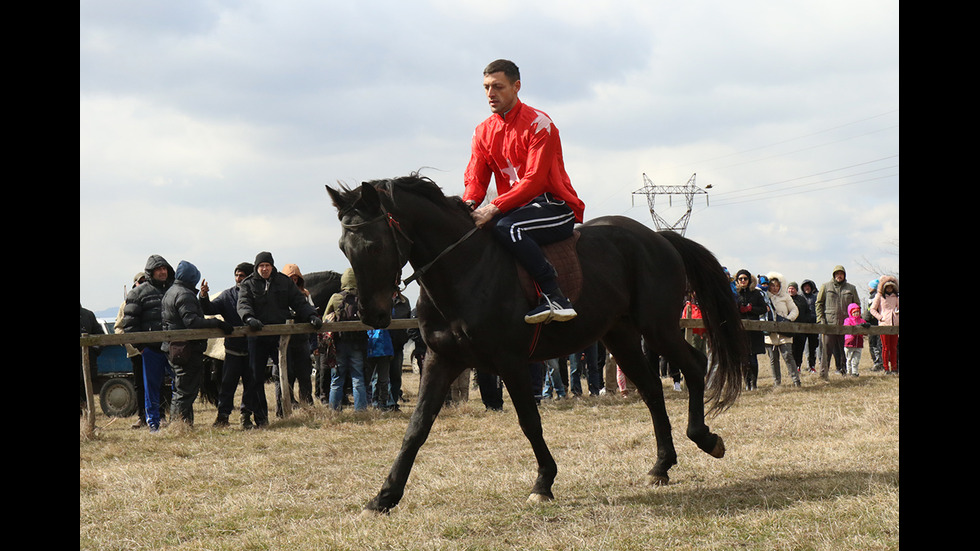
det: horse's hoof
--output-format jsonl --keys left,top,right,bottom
{"left": 710, "top": 435, "right": 726, "bottom": 458}
{"left": 361, "top": 505, "right": 391, "bottom": 517}
{"left": 646, "top": 474, "right": 669, "bottom": 486}
{"left": 526, "top": 493, "right": 553, "bottom": 504}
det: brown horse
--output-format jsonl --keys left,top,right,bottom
{"left": 326, "top": 174, "right": 747, "bottom": 513}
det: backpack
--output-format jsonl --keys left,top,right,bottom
{"left": 334, "top": 290, "right": 366, "bottom": 343}
{"left": 337, "top": 290, "right": 359, "bottom": 322}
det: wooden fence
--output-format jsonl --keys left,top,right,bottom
{"left": 79, "top": 318, "right": 898, "bottom": 431}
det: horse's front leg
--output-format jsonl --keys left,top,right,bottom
{"left": 499, "top": 364, "right": 558, "bottom": 503}
{"left": 363, "top": 351, "right": 461, "bottom": 514}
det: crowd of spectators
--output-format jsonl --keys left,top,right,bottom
{"left": 82, "top": 257, "right": 898, "bottom": 430}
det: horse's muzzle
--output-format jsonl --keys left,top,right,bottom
{"left": 361, "top": 311, "right": 392, "bottom": 329}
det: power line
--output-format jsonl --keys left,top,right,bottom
{"left": 674, "top": 110, "right": 898, "bottom": 170}
{"left": 710, "top": 155, "right": 899, "bottom": 199}
{"left": 701, "top": 172, "right": 897, "bottom": 208}
{"left": 589, "top": 108, "right": 899, "bottom": 214}
{"left": 707, "top": 125, "right": 899, "bottom": 171}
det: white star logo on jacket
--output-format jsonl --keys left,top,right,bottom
{"left": 531, "top": 110, "right": 553, "bottom": 134}
{"left": 503, "top": 159, "right": 521, "bottom": 185}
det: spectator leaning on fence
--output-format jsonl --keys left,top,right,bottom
{"left": 799, "top": 279, "right": 821, "bottom": 372}
{"left": 277, "top": 263, "right": 318, "bottom": 415}
{"left": 121, "top": 254, "right": 175, "bottom": 433}
{"left": 814, "top": 265, "right": 861, "bottom": 381}
{"left": 116, "top": 272, "right": 149, "bottom": 428}
{"left": 388, "top": 290, "right": 412, "bottom": 408}
{"left": 200, "top": 262, "right": 256, "bottom": 429}
{"left": 324, "top": 268, "right": 368, "bottom": 411}
{"left": 237, "top": 251, "right": 322, "bottom": 427}
{"left": 842, "top": 303, "right": 868, "bottom": 377}
{"left": 80, "top": 304, "right": 104, "bottom": 414}
{"left": 161, "top": 260, "right": 233, "bottom": 427}
{"left": 787, "top": 281, "right": 816, "bottom": 375}
{"left": 734, "top": 270, "right": 767, "bottom": 391}
{"left": 869, "top": 276, "right": 899, "bottom": 374}
{"left": 763, "top": 272, "right": 801, "bottom": 387}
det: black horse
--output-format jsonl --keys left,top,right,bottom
{"left": 326, "top": 174, "right": 747, "bottom": 514}
{"left": 304, "top": 270, "right": 343, "bottom": 316}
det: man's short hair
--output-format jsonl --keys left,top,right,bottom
{"left": 484, "top": 59, "right": 520, "bottom": 83}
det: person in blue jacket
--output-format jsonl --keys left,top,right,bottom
{"left": 366, "top": 328, "right": 394, "bottom": 410}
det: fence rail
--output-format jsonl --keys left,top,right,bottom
{"left": 79, "top": 317, "right": 898, "bottom": 431}
{"left": 78, "top": 318, "right": 898, "bottom": 349}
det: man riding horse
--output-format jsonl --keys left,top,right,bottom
{"left": 463, "top": 59, "right": 584, "bottom": 324}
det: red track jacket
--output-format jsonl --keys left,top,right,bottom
{"left": 463, "top": 100, "right": 585, "bottom": 222}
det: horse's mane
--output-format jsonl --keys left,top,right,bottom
{"left": 368, "top": 172, "right": 475, "bottom": 220}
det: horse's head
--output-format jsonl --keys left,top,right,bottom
{"left": 326, "top": 181, "right": 405, "bottom": 329}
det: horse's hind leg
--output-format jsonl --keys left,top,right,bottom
{"left": 602, "top": 328, "right": 677, "bottom": 486}
{"left": 364, "top": 350, "right": 461, "bottom": 514}
{"left": 657, "top": 335, "right": 725, "bottom": 459}
{"left": 498, "top": 363, "right": 558, "bottom": 503}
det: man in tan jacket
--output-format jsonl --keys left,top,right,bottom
{"left": 815, "top": 265, "right": 861, "bottom": 380}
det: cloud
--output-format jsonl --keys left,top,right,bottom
{"left": 80, "top": 0, "right": 899, "bottom": 312}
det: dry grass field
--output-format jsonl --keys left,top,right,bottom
{"left": 80, "top": 352, "right": 898, "bottom": 550}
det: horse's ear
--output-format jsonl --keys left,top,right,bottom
{"left": 358, "top": 181, "right": 381, "bottom": 213}
{"left": 325, "top": 184, "right": 348, "bottom": 211}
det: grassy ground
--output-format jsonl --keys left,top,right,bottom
{"left": 80, "top": 352, "right": 898, "bottom": 550}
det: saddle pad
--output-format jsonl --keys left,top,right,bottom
{"left": 517, "top": 230, "right": 582, "bottom": 305}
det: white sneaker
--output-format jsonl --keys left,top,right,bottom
{"left": 524, "top": 293, "right": 578, "bottom": 324}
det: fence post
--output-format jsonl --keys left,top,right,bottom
{"left": 279, "top": 321, "right": 292, "bottom": 417}
{"left": 80, "top": 337, "right": 96, "bottom": 432}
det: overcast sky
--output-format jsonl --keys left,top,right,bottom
{"left": 80, "top": 0, "right": 899, "bottom": 315}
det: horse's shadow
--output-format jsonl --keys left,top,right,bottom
{"left": 584, "top": 469, "right": 899, "bottom": 514}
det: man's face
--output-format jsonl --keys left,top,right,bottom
{"left": 152, "top": 266, "right": 168, "bottom": 283}
{"left": 484, "top": 72, "right": 520, "bottom": 114}
{"left": 257, "top": 263, "right": 273, "bottom": 279}
{"left": 834, "top": 271, "right": 845, "bottom": 283}
{"left": 788, "top": 286, "right": 798, "bottom": 296}
{"left": 234, "top": 270, "right": 247, "bottom": 285}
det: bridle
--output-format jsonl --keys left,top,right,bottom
{"left": 338, "top": 192, "right": 478, "bottom": 291}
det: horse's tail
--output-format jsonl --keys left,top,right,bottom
{"left": 658, "top": 231, "right": 747, "bottom": 414}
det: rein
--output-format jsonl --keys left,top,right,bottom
{"left": 401, "top": 226, "right": 478, "bottom": 287}
{"left": 339, "top": 198, "right": 478, "bottom": 291}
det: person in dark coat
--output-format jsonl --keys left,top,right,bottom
{"left": 200, "top": 262, "right": 255, "bottom": 428}
{"left": 407, "top": 307, "right": 426, "bottom": 374}
{"left": 162, "top": 260, "right": 232, "bottom": 426}
{"left": 277, "top": 263, "right": 318, "bottom": 416}
{"left": 734, "top": 269, "right": 767, "bottom": 390}
{"left": 121, "top": 254, "right": 175, "bottom": 432}
{"left": 788, "top": 281, "right": 817, "bottom": 374}
{"left": 237, "top": 251, "right": 322, "bottom": 427}
{"left": 386, "top": 290, "right": 413, "bottom": 408}
{"left": 80, "top": 305, "right": 104, "bottom": 413}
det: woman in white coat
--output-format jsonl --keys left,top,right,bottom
{"left": 765, "top": 272, "right": 801, "bottom": 386}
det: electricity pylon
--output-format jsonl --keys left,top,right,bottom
{"left": 631, "top": 173, "right": 710, "bottom": 236}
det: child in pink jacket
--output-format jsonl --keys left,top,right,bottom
{"left": 843, "top": 303, "right": 867, "bottom": 377}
